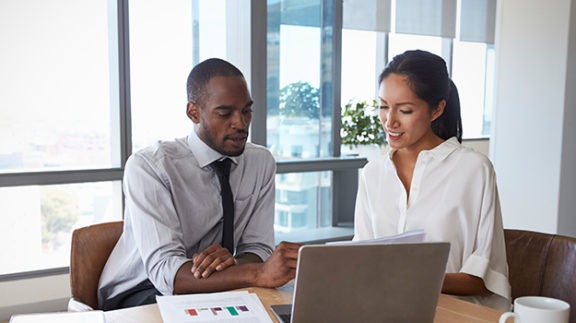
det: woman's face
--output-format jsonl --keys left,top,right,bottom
{"left": 378, "top": 73, "right": 444, "bottom": 152}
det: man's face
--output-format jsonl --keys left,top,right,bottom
{"left": 187, "top": 76, "right": 253, "bottom": 156}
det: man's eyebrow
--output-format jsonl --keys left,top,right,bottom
{"left": 214, "top": 101, "right": 254, "bottom": 111}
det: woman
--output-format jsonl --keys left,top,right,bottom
{"left": 353, "top": 50, "right": 511, "bottom": 310}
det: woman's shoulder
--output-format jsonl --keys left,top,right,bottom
{"left": 456, "top": 144, "right": 492, "bottom": 164}
{"left": 446, "top": 142, "right": 495, "bottom": 176}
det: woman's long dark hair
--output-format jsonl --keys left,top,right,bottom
{"left": 378, "top": 50, "right": 463, "bottom": 143}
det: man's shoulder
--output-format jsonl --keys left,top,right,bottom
{"left": 243, "top": 142, "right": 275, "bottom": 160}
{"left": 132, "top": 137, "right": 190, "bottom": 161}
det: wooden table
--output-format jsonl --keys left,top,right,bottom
{"left": 105, "top": 283, "right": 504, "bottom": 322}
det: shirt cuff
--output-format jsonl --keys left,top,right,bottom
{"left": 236, "top": 243, "right": 273, "bottom": 262}
{"left": 154, "top": 256, "right": 192, "bottom": 295}
{"left": 460, "top": 254, "right": 511, "bottom": 301}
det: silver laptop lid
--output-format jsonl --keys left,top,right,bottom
{"left": 290, "top": 242, "right": 450, "bottom": 323}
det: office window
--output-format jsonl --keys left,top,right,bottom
{"left": 267, "top": 0, "right": 336, "bottom": 234}
{"left": 267, "top": 0, "right": 333, "bottom": 160}
{"left": 0, "top": 0, "right": 119, "bottom": 172}
{"left": 129, "top": 0, "right": 252, "bottom": 151}
{"left": 274, "top": 171, "right": 331, "bottom": 233}
{"left": 0, "top": 1, "right": 372, "bottom": 279}
{"left": 341, "top": 0, "right": 496, "bottom": 139}
{"left": 0, "top": 182, "right": 122, "bottom": 276}
{"left": 452, "top": 41, "right": 495, "bottom": 137}
{"left": 0, "top": 0, "right": 124, "bottom": 276}
{"left": 129, "top": 1, "right": 195, "bottom": 151}
{"left": 341, "top": 29, "right": 379, "bottom": 106}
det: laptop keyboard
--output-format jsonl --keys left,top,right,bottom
{"left": 278, "top": 313, "right": 291, "bottom": 323}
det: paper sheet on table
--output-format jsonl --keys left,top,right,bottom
{"left": 9, "top": 311, "right": 104, "bottom": 323}
{"left": 326, "top": 229, "right": 425, "bottom": 245}
{"left": 156, "top": 291, "right": 273, "bottom": 323}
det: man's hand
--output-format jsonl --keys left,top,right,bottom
{"left": 256, "top": 241, "right": 302, "bottom": 288}
{"left": 191, "top": 243, "right": 235, "bottom": 279}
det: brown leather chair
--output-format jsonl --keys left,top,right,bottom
{"left": 69, "top": 221, "right": 123, "bottom": 310}
{"left": 504, "top": 229, "right": 576, "bottom": 322}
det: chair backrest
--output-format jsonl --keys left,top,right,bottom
{"left": 70, "top": 221, "right": 123, "bottom": 310}
{"left": 504, "top": 229, "right": 576, "bottom": 323}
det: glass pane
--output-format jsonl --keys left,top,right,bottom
{"left": 275, "top": 171, "right": 331, "bottom": 233}
{"left": 388, "top": 33, "right": 444, "bottom": 58}
{"left": 341, "top": 29, "right": 379, "bottom": 105}
{"left": 452, "top": 41, "right": 492, "bottom": 138}
{"left": 0, "top": 182, "right": 122, "bottom": 276}
{"left": 129, "top": 1, "right": 195, "bottom": 152}
{"left": 0, "top": 0, "right": 119, "bottom": 173}
{"left": 196, "top": 0, "right": 227, "bottom": 62}
{"left": 267, "top": 0, "right": 333, "bottom": 160}
{"left": 129, "top": 1, "right": 246, "bottom": 151}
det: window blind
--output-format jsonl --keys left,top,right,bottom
{"left": 395, "top": 0, "right": 457, "bottom": 38}
{"left": 459, "top": 0, "right": 496, "bottom": 44}
{"left": 342, "top": 0, "right": 391, "bottom": 32}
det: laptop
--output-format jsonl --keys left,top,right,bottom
{"left": 271, "top": 242, "right": 450, "bottom": 323}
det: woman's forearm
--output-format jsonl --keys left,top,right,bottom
{"left": 442, "top": 273, "right": 492, "bottom": 296}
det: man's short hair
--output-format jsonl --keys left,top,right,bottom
{"left": 186, "top": 58, "right": 245, "bottom": 105}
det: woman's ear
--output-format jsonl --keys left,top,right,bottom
{"left": 186, "top": 102, "right": 200, "bottom": 123}
{"left": 431, "top": 100, "right": 446, "bottom": 122}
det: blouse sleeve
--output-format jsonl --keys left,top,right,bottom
{"left": 459, "top": 161, "right": 511, "bottom": 305}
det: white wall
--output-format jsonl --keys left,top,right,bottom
{"left": 491, "top": 0, "right": 576, "bottom": 235}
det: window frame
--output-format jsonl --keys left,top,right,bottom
{"left": 0, "top": 0, "right": 366, "bottom": 282}
{"left": 0, "top": 0, "right": 495, "bottom": 281}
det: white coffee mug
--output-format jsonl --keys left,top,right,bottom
{"left": 499, "top": 296, "right": 570, "bottom": 323}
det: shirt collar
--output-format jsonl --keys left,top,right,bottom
{"left": 187, "top": 127, "right": 239, "bottom": 168}
{"left": 426, "top": 137, "right": 460, "bottom": 161}
{"left": 387, "top": 136, "right": 460, "bottom": 162}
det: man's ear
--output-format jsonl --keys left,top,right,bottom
{"left": 186, "top": 102, "right": 200, "bottom": 123}
{"left": 431, "top": 100, "right": 446, "bottom": 122}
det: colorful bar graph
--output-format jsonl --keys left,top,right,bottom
{"left": 184, "top": 305, "right": 250, "bottom": 317}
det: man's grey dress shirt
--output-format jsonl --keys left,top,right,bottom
{"left": 97, "top": 129, "right": 276, "bottom": 306}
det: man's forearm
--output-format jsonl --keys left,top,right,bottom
{"left": 173, "top": 241, "right": 300, "bottom": 295}
{"left": 235, "top": 252, "right": 263, "bottom": 264}
{"left": 173, "top": 261, "right": 262, "bottom": 294}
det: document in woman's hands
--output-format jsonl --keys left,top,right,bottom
{"left": 326, "top": 229, "right": 425, "bottom": 245}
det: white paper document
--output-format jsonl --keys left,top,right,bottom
{"left": 156, "top": 291, "right": 273, "bottom": 323}
{"left": 326, "top": 229, "right": 426, "bottom": 245}
{"left": 9, "top": 310, "right": 105, "bottom": 323}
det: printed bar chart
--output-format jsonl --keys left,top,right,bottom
{"left": 185, "top": 305, "right": 250, "bottom": 317}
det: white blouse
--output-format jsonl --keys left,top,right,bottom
{"left": 353, "top": 137, "right": 511, "bottom": 311}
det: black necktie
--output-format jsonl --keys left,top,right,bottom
{"left": 212, "top": 159, "right": 234, "bottom": 254}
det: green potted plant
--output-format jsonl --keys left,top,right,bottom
{"left": 341, "top": 99, "right": 386, "bottom": 159}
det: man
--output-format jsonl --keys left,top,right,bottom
{"left": 98, "top": 58, "right": 301, "bottom": 310}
